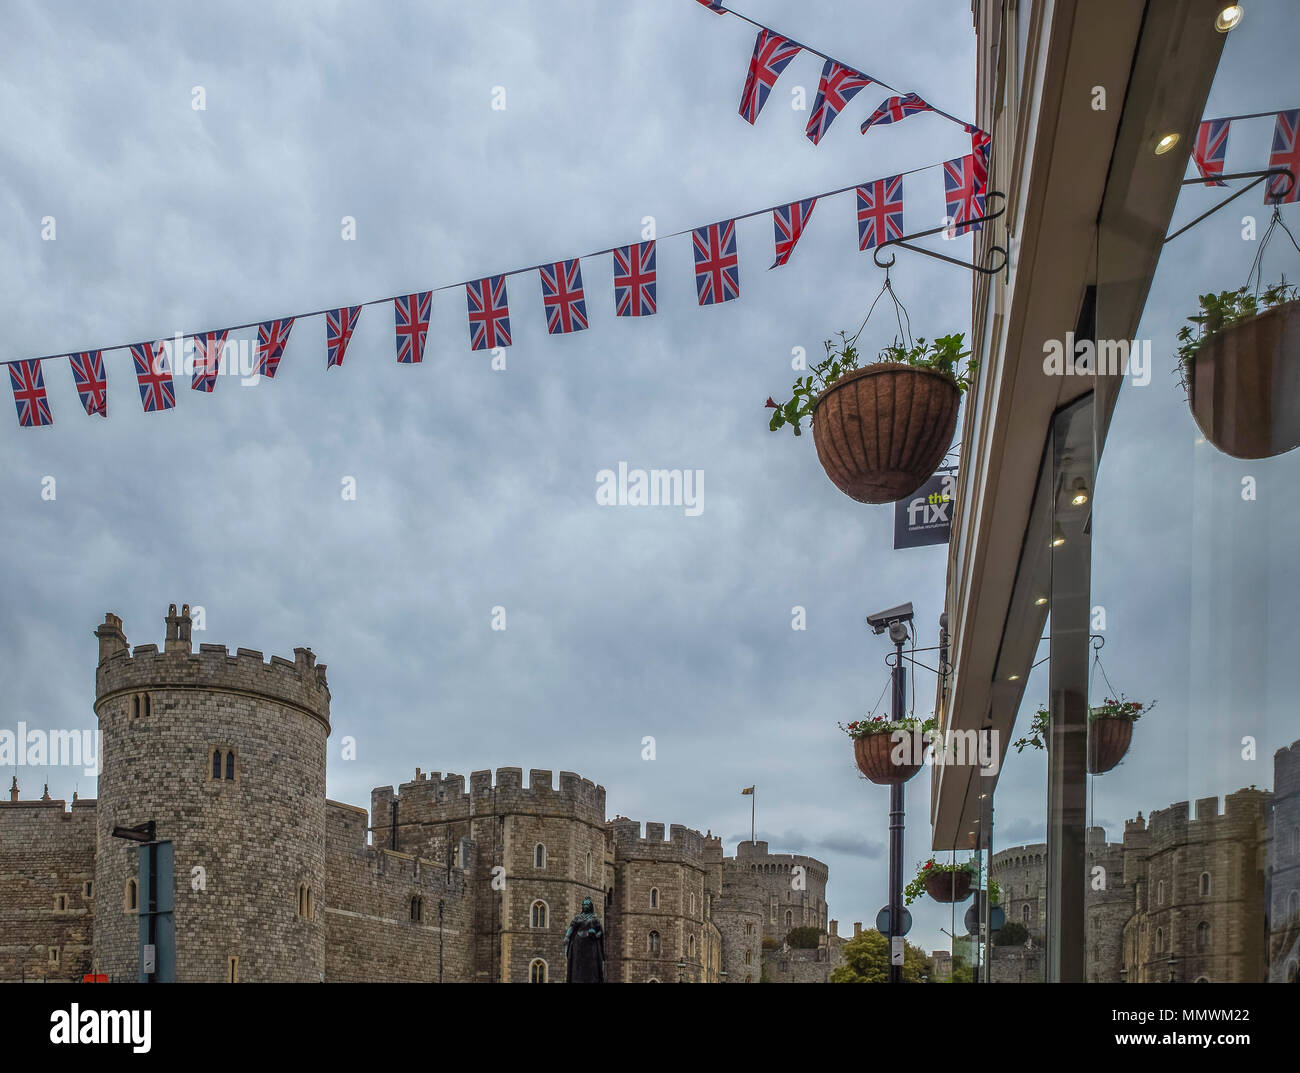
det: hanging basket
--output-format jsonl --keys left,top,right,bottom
{"left": 1188, "top": 299, "right": 1300, "bottom": 460}
{"left": 1087, "top": 714, "right": 1133, "bottom": 775}
{"left": 812, "top": 363, "right": 960, "bottom": 504}
{"left": 924, "top": 868, "right": 973, "bottom": 903}
{"left": 853, "top": 732, "right": 922, "bottom": 785}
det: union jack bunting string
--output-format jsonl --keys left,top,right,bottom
{"left": 943, "top": 154, "right": 985, "bottom": 236}
{"left": 68, "top": 350, "right": 107, "bottom": 417}
{"left": 692, "top": 221, "right": 740, "bottom": 305}
{"left": 130, "top": 342, "right": 175, "bottom": 413}
{"left": 806, "top": 60, "right": 874, "bottom": 145}
{"left": 539, "top": 260, "right": 588, "bottom": 335}
{"left": 256, "top": 318, "right": 294, "bottom": 379}
{"left": 326, "top": 306, "right": 362, "bottom": 368}
{"left": 738, "top": 28, "right": 800, "bottom": 125}
{"left": 856, "top": 176, "right": 904, "bottom": 251}
{"left": 191, "top": 330, "right": 227, "bottom": 393}
{"left": 394, "top": 292, "right": 432, "bottom": 364}
{"left": 1267, "top": 109, "right": 1300, "bottom": 205}
{"left": 613, "top": 241, "right": 657, "bottom": 317}
{"left": 771, "top": 198, "right": 816, "bottom": 268}
{"left": 860, "top": 93, "right": 933, "bottom": 136}
{"left": 9, "top": 359, "right": 52, "bottom": 428}
{"left": 466, "top": 276, "right": 512, "bottom": 350}
{"left": 1192, "top": 119, "right": 1230, "bottom": 187}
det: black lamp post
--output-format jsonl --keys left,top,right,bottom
{"left": 676, "top": 959, "right": 685, "bottom": 983}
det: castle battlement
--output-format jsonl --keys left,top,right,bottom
{"left": 371, "top": 766, "right": 606, "bottom": 828}
{"left": 0, "top": 797, "right": 97, "bottom": 825}
{"left": 727, "top": 842, "right": 829, "bottom": 883}
{"left": 1275, "top": 740, "right": 1300, "bottom": 797}
{"left": 605, "top": 818, "right": 706, "bottom": 863}
{"left": 93, "top": 608, "right": 331, "bottom": 731}
{"left": 1145, "top": 788, "right": 1271, "bottom": 850}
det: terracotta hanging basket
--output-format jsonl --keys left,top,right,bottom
{"left": 1188, "top": 299, "right": 1300, "bottom": 460}
{"left": 853, "top": 732, "right": 922, "bottom": 785}
{"left": 924, "top": 868, "right": 973, "bottom": 903}
{"left": 812, "top": 363, "right": 961, "bottom": 504}
{"left": 1087, "top": 714, "right": 1133, "bottom": 775}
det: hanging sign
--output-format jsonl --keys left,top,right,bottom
{"left": 893, "top": 470, "right": 956, "bottom": 549}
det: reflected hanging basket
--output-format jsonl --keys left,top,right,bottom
{"left": 853, "top": 732, "right": 922, "bottom": 785}
{"left": 924, "top": 868, "right": 973, "bottom": 903}
{"left": 1087, "top": 714, "right": 1133, "bottom": 775}
{"left": 1188, "top": 300, "right": 1300, "bottom": 460}
{"left": 812, "top": 363, "right": 961, "bottom": 504}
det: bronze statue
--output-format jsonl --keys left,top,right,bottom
{"left": 563, "top": 897, "right": 605, "bottom": 982}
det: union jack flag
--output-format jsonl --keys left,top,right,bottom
{"left": 9, "top": 359, "right": 52, "bottom": 427}
{"left": 860, "top": 92, "right": 933, "bottom": 135}
{"left": 613, "top": 241, "right": 657, "bottom": 317}
{"left": 944, "top": 154, "right": 985, "bottom": 236}
{"left": 130, "top": 341, "right": 175, "bottom": 413}
{"left": 694, "top": 0, "right": 726, "bottom": 11}
{"left": 1192, "top": 119, "right": 1230, "bottom": 187}
{"left": 1266, "top": 109, "right": 1299, "bottom": 205}
{"left": 539, "top": 259, "right": 588, "bottom": 335}
{"left": 466, "top": 276, "right": 511, "bottom": 350}
{"left": 805, "top": 60, "right": 874, "bottom": 145}
{"left": 771, "top": 198, "right": 816, "bottom": 268}
{"left": 692, "top": 221, "right": 740, "bottom": 306}
{"left": 394, "top": 292, "right": 432, "bottom": 364}
{"left": 191, "top": 330, "right": 227, "bottom": 392}
{"left": 739, "top": 29, "right": 800, "bottom": 125}
{"left": 68, "top": 350, "right": 107, "bottom": 417}
{"left": 327, "top": 306, "right": 362, "bottom": 368}
{"left": 856, "top": 176, "right": 904, "bottom": 251}
{"left": 256, "top": 318, "right": 294, "bottom": 379}
{"left": 967, "top": 125, "right": 991, "bottom": 193}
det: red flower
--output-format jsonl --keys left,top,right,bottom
{"left": 764, "top": 397, "right": 778, "bottom": 409}
{"left": 922, "top": 861, "right": 932, "bottom": 871}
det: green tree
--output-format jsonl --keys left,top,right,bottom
{"left": 829, "top": 929, "right": 928, "bottom": 983}
{"left": 993, "top": 921, "right": 1029, "bottom": 947}
{"left": 785, "top": 926, "right": 823, "bottom": 950}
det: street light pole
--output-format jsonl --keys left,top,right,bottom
{"left": 887, "top": 623, "right": 907, "bottom": 985}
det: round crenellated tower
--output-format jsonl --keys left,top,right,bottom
{"left": 92, "top": 606, "right": 330, "bottom": 982}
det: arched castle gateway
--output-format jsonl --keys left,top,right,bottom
{"left": 0, "top": 607, "right": 842, "bottom": 982}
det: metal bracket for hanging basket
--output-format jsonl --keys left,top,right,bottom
{"left": 872, "top": 191, "right": 1008, "bottom": 277}
{"left": 1163, "top": 167, "right": 1296, "bottom": 243}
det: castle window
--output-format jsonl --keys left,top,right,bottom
{"left": 411, "top": 896, "right": 424, "bottom": 923}
{"left": 1155, "top": 928, "right": 1164, "bottom": 953}
{"left": 1288, "top": 890, "right": 1299, "bottom": 920}
{"left": 1196, "top": 921, "right": 1210, "bottom": 951}
{"left": 649, "top": 887, "right": 659, "bottom": 909}
{"left": 132, "top": 696, "right": 140, "bottom": 719}
{"left": 744, "top": 949, "right": 752, "bottom": 965}
{"left": 531, "top": 901, "right": 548, "bottom": 929}
{"left": 606, "top": 887, "right": 614, "bottom": 909}
{"left": 1021, "top": 904, "right": 1030, "bottom": 923}
{"left": 648, "top": 930, "right": 661, "bottom": 955}
{"left": 1194, "top": 976, "right": 1210, "bottom": 983}
{"left": 144, "top": 694, "right": 151, "bottom": 718}
{"left": 1199, "top": 872, "right": 1211, "bottom": 897}
{"left": 228, "top": 956, "right": 239, "bottom": 983}
{"left": 212, "top": 749, "right": 222, "bottom": 779}
{"left": 688, "top": 934, "right": 696, "bottom": 957}
{"left": 744, "top": 974, "right": 752, "bottom": 983}
{"left": 586, "top": 851, "right": 593, "bottom": 880}
{"left": 124, "top": 878, "right": 138, "bottom": 913}
{"left": 785, "top": 910, "right": 793, "bottom": 928}
{"left": 1157, "top": 880, "right": 1165, "bottom": 905}
{"left": 529, "top": 959, "right": 547, "bottom": 983}
{"left": 49, "top": 947, "right": 60, "bottom": 964}
{"left": 534, "top": 843, "right": 546, "bottom": 869}
{"left": 83, "top": 881, "right": 93, "bottom": 899}
{"left": 225, "top": 751, "right": 235, "bottom": 780}
{"left": 298, "top": 884, "right": 315, "bottom": 920}
{"left": 690, "top": 892, "right": 695, "bottom": 915}
{"left": 55, "top": 894, "right": 68, "bottom": 911}
{"left": 646, "top": 976, "right": 660, "bottom": 983}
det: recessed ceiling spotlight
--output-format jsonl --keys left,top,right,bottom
{"left": 1034, "top": 596, "right": 1048, "bottom": 606}
{"left": 1215, "top": 5, "right": 1244, "bottom": 32}
{"left": 1070, "top": 477, "right": 1090, "bottom": 506}
{"left": 1155, "top": 132, "right": 1181, "bottom": 155}
{"left": 1051, "top": 523, "right": 1067, "bottom": 547}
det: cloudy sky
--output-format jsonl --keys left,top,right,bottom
{"left": 2, "top": 0, "right": 1297, "bottom": 956}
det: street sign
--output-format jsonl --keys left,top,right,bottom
{"left": 875, "top": 905, "right": 912, "bottom": 937}
{"left": 964, "top": 902, "right": 1007, "bottom": 936}
{"left": 890, "top": 936, "right": 904, "bottom": 966}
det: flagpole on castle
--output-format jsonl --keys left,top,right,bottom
{"left": 741, "top": 785, "right": 756, "bottom": 843}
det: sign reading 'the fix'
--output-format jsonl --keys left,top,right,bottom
{"left": 893, "top": 471, "right": 956, "bottom": 550}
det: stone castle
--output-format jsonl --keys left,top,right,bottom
{"left": 991, "top": 739, "right": 1300, "bottom": 983}
{"left": 0, "top": 608, "right": 844, "bottom": 983}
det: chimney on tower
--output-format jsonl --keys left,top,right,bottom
{"left": 95, "top": 613, "right": 128, "bottom": 664}
{"left": 9, "top": 776, "right": 18, "bottom": 802}
{"left": 178, "top": 603, "right": 193, "bottom": 648}
{"left": 164, "top": 603, "right": 191, "bottom": 654}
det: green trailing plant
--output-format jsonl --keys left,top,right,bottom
{"left": 839, "top": 714, "right": 938, "bottom": 740}
{"left": 1011, "top": 696, "right": 1153, "bottom": 753}
{"left": 903, "top": 858, "right": 1000, "bottom": 906}
{"left": 1175, "top": 280, "right": 1298, "bottom": 386}
{"left": 765, "top": 331, "right": 976, "bottom": 437}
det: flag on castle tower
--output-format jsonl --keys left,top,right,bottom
{"left": 741, "top": 786, "right": 755, "bottom": 795}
